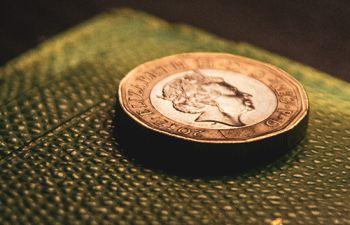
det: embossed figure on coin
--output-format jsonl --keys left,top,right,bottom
{"left": 160, "top": 70, "right": 255, "bottom": 127}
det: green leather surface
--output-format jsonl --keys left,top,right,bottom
{"left": 0, "top": 8, "right": 350, "bottom": 225}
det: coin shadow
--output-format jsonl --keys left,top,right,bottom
{"left": 113, "top": 107, "right": 308, "bottom": 178}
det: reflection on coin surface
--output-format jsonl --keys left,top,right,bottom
{"left": 118, "top": 53, "right": 308, "bottom": 144}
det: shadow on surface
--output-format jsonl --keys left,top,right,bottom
{"left": 112, "top": 102, "right": 308, "bottom": 178}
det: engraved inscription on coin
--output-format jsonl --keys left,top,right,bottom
{"left": 118, "top": 53, "right": 308, "bottom": 143}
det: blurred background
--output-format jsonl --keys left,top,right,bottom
{"left": 1, "top": 0, "right": 349, "bottom": 82}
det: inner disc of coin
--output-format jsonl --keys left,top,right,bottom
{"left": 150, "top": 69, "right": 277, "bottom": 129}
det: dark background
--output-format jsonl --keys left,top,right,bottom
{"left": 1, "top": 0, "right": 349, "bottom": 82}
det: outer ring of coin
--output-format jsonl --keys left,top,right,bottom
{"left": 118, "top": 52, "right": 308, "bottom": 145}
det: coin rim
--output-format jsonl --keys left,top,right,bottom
{"left": 118, "top": 52, "right": 309, "bottom": 144}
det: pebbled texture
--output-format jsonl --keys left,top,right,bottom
{"left": 0, "top": 8, "right": 350, "bottom": 225}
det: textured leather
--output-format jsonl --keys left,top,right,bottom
{"left": 0, "top": 8, "right": 350, "bottom": 225}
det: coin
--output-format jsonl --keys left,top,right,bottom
{"left": 116, "top": 53, "right": 308, "bottom": 171}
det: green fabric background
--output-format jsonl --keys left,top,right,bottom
{"left": 0, "top": 8, "right": 349, "bottom": 225}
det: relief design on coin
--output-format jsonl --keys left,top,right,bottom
{"left": 157, "top": 70, "right": 255, "bottom": 128}
{"left": 119, "top": 53, "right": 308, "bottom": 143}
